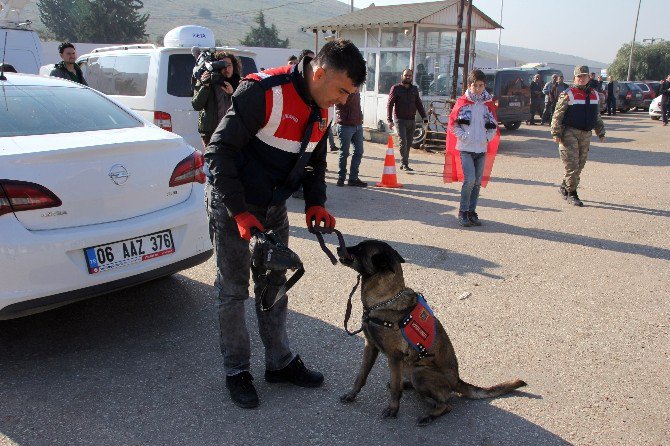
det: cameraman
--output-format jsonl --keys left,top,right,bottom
{"left": 192, "top": 52, "right": 241, "bottom": 146}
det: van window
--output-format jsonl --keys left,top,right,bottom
{"left": 166, "top": 54, "right": 259, "bottom": 98}
{"left": 499, "top": 72, "right": 529, "bottom": 96}
{"left": 85, "top": 55, "right": 150, "bottom": 96}
{"left": 484, "top": 74, "right": 495, "bottom": 94}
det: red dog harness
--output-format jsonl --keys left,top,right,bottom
{"left": 399, "top": 294, "right": 436, "bottom": 358}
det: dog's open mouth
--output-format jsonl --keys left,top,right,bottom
{"left": 337, "top": 247, "right": 353, "bottom": 265}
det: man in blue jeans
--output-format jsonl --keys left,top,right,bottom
{"left": 336, "top": 92, "right": 367, "bottom": 187}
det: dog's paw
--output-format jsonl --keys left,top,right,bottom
{"left": 416, "top": 415, "right": 434, "bottom": 427}
{"left": 340, "top": 392, "right": 357, "bottom": 403}
{"left": 381, "top": 406, "right": 398, "bottom": 419}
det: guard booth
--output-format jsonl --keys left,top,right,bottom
{"left": 304, "top": 1, "right": 500, "bottom": 149}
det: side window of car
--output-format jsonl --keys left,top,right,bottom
{"left": 82, "top": 55, "right": 150, "bottom": 96}
{"left": 86, "top": 56, "right": 117, "bottom": 95}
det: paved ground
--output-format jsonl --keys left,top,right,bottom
{"left": 1, "top": 112, "right": 668, "bottom": 446}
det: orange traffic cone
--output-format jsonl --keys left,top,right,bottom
{"left": 375, "top": 135, "right": 403, "bottom": 188}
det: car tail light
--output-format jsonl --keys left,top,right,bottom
{"left": 626, "top": 91, "right": 632, "bottom": 100}
{"left": 0, "top": 180, "right": 62, "bottom": 217}
{"left": 169, "top": 150, "right": 206, "bottom": 187}
{"left": 154, "top": 111, "right": 173, "bottom": 132}
{"left": 494, "top": 99, "right": 499, "bottom": 108}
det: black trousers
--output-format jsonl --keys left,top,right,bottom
{"left": 662, "top": 100, "right": 669, "bottom": 124}
{"left": 606, "top": 95, "right": 616, "bottom": 115}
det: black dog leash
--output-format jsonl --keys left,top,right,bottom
{"left": 343, "top": 274, "right": 363, "bottom": 335}
{"left": 309, "top": 226, "right": 350, "bottom": 264}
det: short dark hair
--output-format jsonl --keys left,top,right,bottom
{"left": 287, "top": 55, "right": 298, "bottom": 63}
{"left": 467, "top": 69, "right": 486, "bottom": 86}
{"left": 58, "top": 42, "right": 75, "bottom": 54}
{"left": 314, "top": 39, "right": 366, "bottom": 86}
{"left": 298, "top": 49, "right": 315, "bottom": 61}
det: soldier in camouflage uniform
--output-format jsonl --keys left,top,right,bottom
{"left": 551, "top": 65, "right": 606, "bottom": 207}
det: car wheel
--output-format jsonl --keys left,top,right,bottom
{"left": 651, "top": 116, "right": 660, "bottom": 121}
{"left": 504, "top": 121, "right": 521, "bottom": 131}
{"left": 412, "top": 125, "right": 426, "bottom": 149}
{"left": 619, "top": 107, "right": 629, "bottom": 113}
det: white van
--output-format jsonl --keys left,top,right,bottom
{"left": 75, "top": 26, "right": 257, "bottom": 149}
{"left": 0, "top": 20, "right": 43, "bottom": 74}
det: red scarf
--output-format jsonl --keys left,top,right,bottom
{"left": 443, "top": 94, "right": 500, "bottom": 188}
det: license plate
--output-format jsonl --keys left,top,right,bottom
{"left": 509, "top": 101, "right": 521, "bottom": 107}
{"left": 84, "top": 230, "right": 175, "bottom": 274}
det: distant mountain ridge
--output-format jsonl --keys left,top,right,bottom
{"left": 24, "top": 0, "right": 607, "bottom": 66}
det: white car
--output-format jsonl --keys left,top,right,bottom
{"left": 0, "top": 73, "right": 213, "bottom": 319}
{"left": 649, "top": 96, "right": 662, "bottom": 120}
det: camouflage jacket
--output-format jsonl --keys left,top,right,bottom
{"left": 551, "top": 86, "right": 605, "bottom": 138}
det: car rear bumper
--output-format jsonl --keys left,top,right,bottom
{"left": 0, "top": 249, "right": 213, "bottom": 320}
{"left": 0, "top": 184, "right": 212, "bottom": 318}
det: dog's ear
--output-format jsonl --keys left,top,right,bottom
{"left": 370, "top": 249, "right": 403, "bottom": 274}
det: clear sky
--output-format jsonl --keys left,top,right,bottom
{"left": 341, "top": 0, "right": 668, "bottom": 63}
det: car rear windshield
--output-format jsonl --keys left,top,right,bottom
{"left": 167, "top": 54, "right": 258, "bottom": 97}
{"left": 0, "top": 85, "right": 142, "bottom": 137}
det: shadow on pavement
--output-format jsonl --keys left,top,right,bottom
{"left": 0, "top": 276, "right": 569, "bottom": 446}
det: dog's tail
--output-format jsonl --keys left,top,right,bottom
{"left": 455, "top": 378, "right": 527, "bottom": 399}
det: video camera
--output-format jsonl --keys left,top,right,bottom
{"left": 191, "top": 47, "right": 230, "bottom": 85}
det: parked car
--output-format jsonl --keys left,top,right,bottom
{"left": 634, "top": 82, "right": 655, "bottom": 110}
{"left": 69, "top": 26, "right": 257, "bottom": 150}
{"left": 614, "top": 81, "right": 645, "bottom": 112}
{"left": 0, "top": 73, "right": 213, "bottom": 319}
{"left": 649, "top": 96, "right": 663, "bottom": 120}
{"left": 482, "top": 68, "right": 532, "bottom": 130}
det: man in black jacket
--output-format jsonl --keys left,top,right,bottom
{"left": 387, "top": 69, "right": 428, "bottom": 171}
{"left": 659, "top": 75, "right": 670, "bottom": 126}
{"left": 606, "top": 77, "right": 616, "bottom": 116}
{"left": 49, "top": 42, "right": 87, "bottom": 85}
{"left": 528, "top": 74, "right": 545, "bottom": 125}
{"left": 204, "top": 39, "right": 366, "bottom": 409}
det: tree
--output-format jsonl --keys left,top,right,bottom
{"left": 37, "top": 0, "right": 149, "bottom": 43}
{"left": 37, "top": 0, "right": 88, "bottom": 41}
{"left": 240, "top": 11, "right": 289, "bottom": 48}
{"left": 608, "top": 41, "right": 670, "bottom": 81}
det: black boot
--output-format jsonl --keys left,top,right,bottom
{"left": 265, "top": 355, "right": 324, "bottom": 388}
{"left": 457, "top": 211, "right": 472, "bottom": 227}
{"left": 226, "top": 371, "right": 259, "bottom": 409}
{"left": 467, "top": 211, "right": 482, "bottom": 226}
{"left": 567, "top": 191, "right": 583, "bottom": 207}
{"left": 558, "top": 185, "right": 568, "bottom": 199}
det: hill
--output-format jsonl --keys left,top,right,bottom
{"left": 24, "top": 0, "right": 351, "bottom": 49}
{"left": 24, "top": 0, "right": 607, "bottom": 67}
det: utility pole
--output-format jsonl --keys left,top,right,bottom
{"left": 627, "top": 0, "right": 642, "bottom": 81}
{"left": 350, "top": 0, "right": 354, "bottom": 13}
{"left": 462, "top": 0, "right": 473, "bottom": 94}
{"left": 451, "top": 0, "right": 465, "bottom": 100}
{"left": 496, "top": 0, "right": 503, "bottom": 69}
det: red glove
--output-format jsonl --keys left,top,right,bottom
{"left": 233, "top": 212, "right": 264, "bottom": 241}
{"left": 305, "top": 206, "right": 336, "bottom": 231}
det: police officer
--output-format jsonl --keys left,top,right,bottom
{"left": 204, "top": 40, "right": 366, "bottom": 409}
{"left": 551, "top": 66, "right": 606, "bottom": 207}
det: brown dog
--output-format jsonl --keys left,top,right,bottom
{"left": 338, "top": 240, "right": 526, "bottom": 426}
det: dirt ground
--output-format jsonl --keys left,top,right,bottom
{"left": 1, "top": 112, "right": 668, "bottom": 446}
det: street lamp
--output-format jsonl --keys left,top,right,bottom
{"left": 496, "top": 0, "right": 503, "bottom": 69}
{"left": 627, "top": 0, "right": 642, "bottom": 81}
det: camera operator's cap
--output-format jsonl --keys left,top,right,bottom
{"left": 574, "top": 65, "right": 590, "bottom": 77}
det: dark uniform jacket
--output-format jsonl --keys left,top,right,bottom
{"left": 204, "top": 58, "right": 329, "bottom": 216}
{"left": 659, "top": 80, "right": 670, "bottom": 104}
{"left": 49, "top": 62, "right": 87, "bottom": 85}
{"left": 387, "top": 83, "right": 427, "bottom": 122}
{"left": 551, "top": 86, "right": 605, "bottom": 138}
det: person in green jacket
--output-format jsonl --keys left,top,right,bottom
{"left": 192, "top": 52, "right": 241, "bottom": 147}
